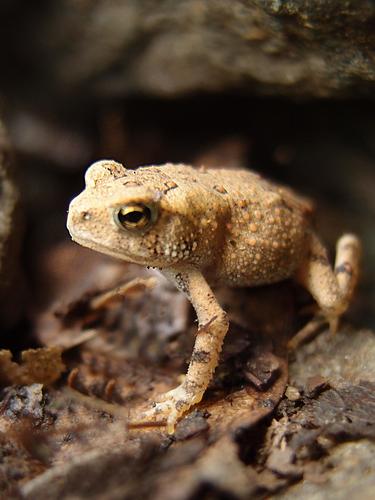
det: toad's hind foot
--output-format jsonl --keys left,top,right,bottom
{"left": 288, "top": 316, "right": 326, "bottom": 350}
{"left": 295, "top": 232, "right": 361, "bottom": 341}
{"left": 334, "top": 234, "right": 361, "bottom": 306}
{"left": 137, "top": 384, "right": 204, "bottom": 433}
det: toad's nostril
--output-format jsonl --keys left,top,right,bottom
{"left": 81, "top": 211, "right": 91, "bottom": 221}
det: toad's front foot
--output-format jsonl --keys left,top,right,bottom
{"left": 140, "top": 384, "right": 204, "bottom": 433}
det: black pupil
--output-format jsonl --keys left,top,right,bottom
{"left": 119, "top": 206, "right": 151, "bottom": 226}
{"left": 124, "top": 210, "right": 144, "bottom": 223}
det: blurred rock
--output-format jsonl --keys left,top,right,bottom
{"left": 275, "top": 441, "right": 375, "bottom": 500}
{"left": 7, "top": 111, "right": 92, "bottom": 171}
{"left": 0, "top": 119, "right": 23, "bottom": 329}
{"left": 1, "top": 1, "right": 375, "bottom": 100}
{"left": 289, "top": 328, "right": 375, "bottom": 387}
{"left": 270, "top": 327, "right": 375, "bottom": 500}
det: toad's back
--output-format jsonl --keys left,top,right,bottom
{"left": 152, "top": 164, "right": 314, "bottom": 287}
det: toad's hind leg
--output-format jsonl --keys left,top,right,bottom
{"left": 297, "top": 232, "right": 361, "bottom": 333}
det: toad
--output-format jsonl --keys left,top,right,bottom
{"left": 67, "top": 160, "right": 360, "bottom": 431}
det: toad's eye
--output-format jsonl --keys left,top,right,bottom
{"left": 114, "top": 203, "right": 156, "bottom": 231}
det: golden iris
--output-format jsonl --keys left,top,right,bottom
{"left": 114, "top": 204, "right": 154, "bottom": 231}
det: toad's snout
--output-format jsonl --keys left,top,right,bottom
{"left": 66, "top": 194, "right": 92, "bottom": 241}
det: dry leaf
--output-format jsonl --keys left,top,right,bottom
{"left": 0, "top": 347, "right": 65, "bottom": 386}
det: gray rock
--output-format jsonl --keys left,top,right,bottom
{"left": 276, "top": 441, "right": 375, "bottom": 500}
{"left": 289, "top": 328, "right": 375, "bottom": 388}
{"left": 2, "top": 1, "right": 375, "bottom": 99}
{"left": 273, "top": 328, "right": 375, "bottom": 500}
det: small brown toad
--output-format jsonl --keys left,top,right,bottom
{"left": 67, "top": 160, "right": 360, "bottom": 431}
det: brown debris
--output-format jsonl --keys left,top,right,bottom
{"left": 300, "top": 381, "right": 375, "bottom": 440}
{"left": 0, "top": 347, "right": 65, "bottom": 386}
{"left": 171, "top": 411, "right": 209, "bottom": 441}
{"left": 153, "top": 437, "right": 261, "bottom": 500}
{"left": 243, "top": 351, "right": 281, "bottom": 390}
{"left": 260, "top": 377, "right": 375, "bottom": 492}
{"left": 35, "top": 243, "right": 190, "bottom": 361}
{"left": 89, "top": 277, "right": 157, "bottom": 310}
{"left": 54, "top": 276, "right": 157, "bottom": 328}
{"left": 0, "top": 384, "right": 44, "bottom": 422}
{"left": 0, "top": 254, "right": 294, "bottom": 497}
{"left": 0, "top": 431, "right": 46, "bottom": 497}
{"left": 305, "top": 375, "right": 329, "bottom": 397}
{"left": 266, "top": 447, "right": 303, "bottom": 479}
{"left": 285, "top": 385, "right": 301, "bottom": 402}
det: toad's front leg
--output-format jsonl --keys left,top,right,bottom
{"left": 143, "top": 268, "right": 229, "bottom": 433}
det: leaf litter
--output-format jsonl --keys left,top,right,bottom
{"left": 1, "top": 241, "right": 374, "bottom": 499}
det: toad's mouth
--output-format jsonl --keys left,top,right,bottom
{"left": 69, "top": 233, "right": 149, "bottom": 266}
